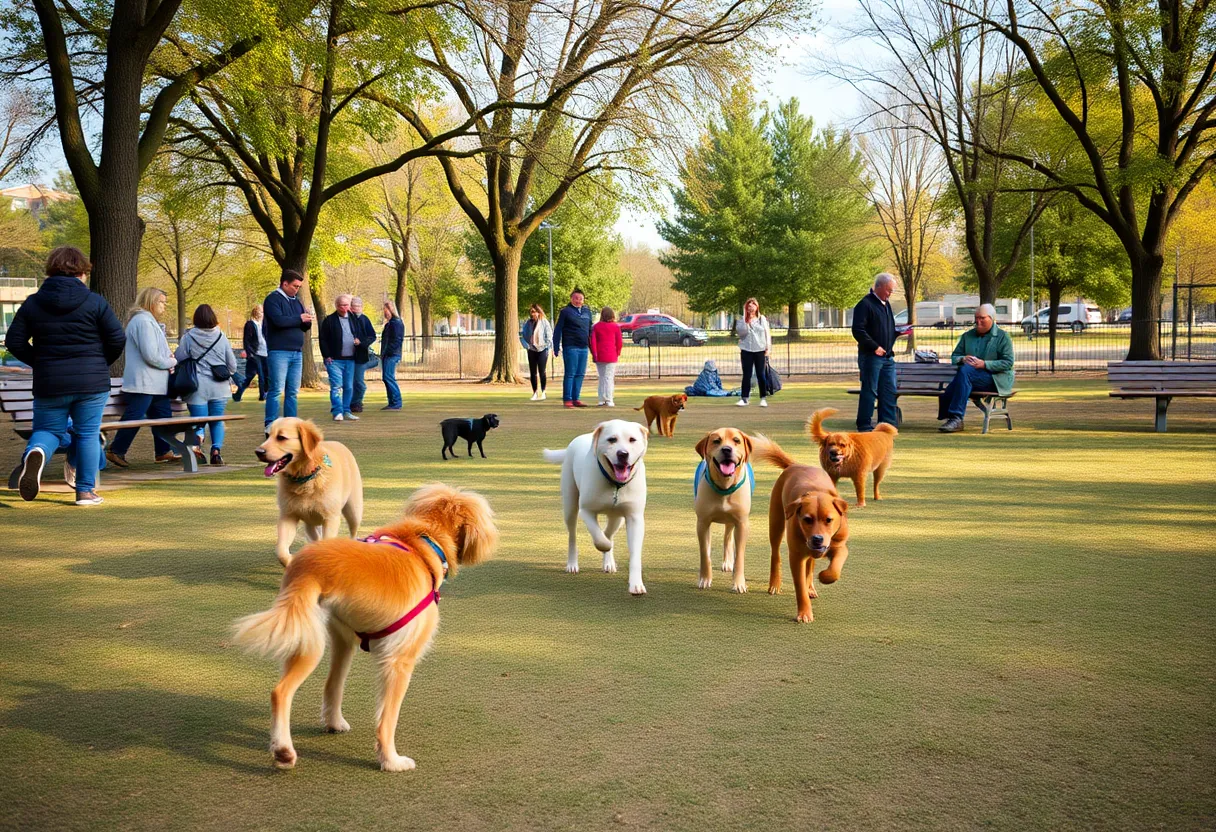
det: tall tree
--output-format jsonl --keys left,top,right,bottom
{"left": 962, "top": 0, "right": 1216, "bottom": 360}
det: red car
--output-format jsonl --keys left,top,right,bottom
{"left": 618, "top": 313, "right": 683, "bottom": 333}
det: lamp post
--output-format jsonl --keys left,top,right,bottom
{"left": 540, "top": 220, "right": 559, "bottom": 320}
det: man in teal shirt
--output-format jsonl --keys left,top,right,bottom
{"left": 938, "top": 304, "right": 1015, "bottom": 432}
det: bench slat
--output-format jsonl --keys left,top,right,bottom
{"left": 97, "top": 415, "right": 245, "bottom": 431}
{"left": 1110, "top": 390, "right": 1216, "bottom": 398}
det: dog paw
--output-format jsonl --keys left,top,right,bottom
{"left": 324, "top": 717, "right": 351, "bottom": 733}
{"left": 854, "top": 502, "right": 866, "bottom": 509}
{"left": 272, "top": 745, "right": 297, "bottom": 769}
{"left": 796, "top": 610, "right": 814, "bottom": 623}
{"left": 767, "top": 584, "right": 782, "bottom": 595}
{"left": 697, "top": 576, "right": 712, "bottom": 589}
{"left": 629, "top": 581, "right": 647, "bottom": 596}
{"left": 593, "top": 537, "right": 613, "bottom": 553}
{"left": 566, "top": 561, "right": 579, "bottom": 574}
{"left": 721, "top": 559, "right": 735, "bottom": 573}
{"left": 732, "top": 581, "right": 748, "bottom": 594}
{"left": 380, "top": 754, "right": 416, "bottom": 772}
{"left": 276, "top": 552, "right": 292, "bottom": 568}
{"left": 602, "top": 553, "right": 617, "bottom": 573}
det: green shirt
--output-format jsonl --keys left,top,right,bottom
{"left": 951, "top": 325, "right": 1016, "bottom": 396}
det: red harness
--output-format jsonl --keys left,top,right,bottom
{"left": 355, "top": 534, "right": 444, "bottom": 653}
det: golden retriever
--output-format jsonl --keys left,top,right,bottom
{"left": 693, "top": 428, "right": 756, "bottom": 592}
{"left": 257, "top": 417, "right": 363, "bottom": 566}
{"left": 634, "top": 393, "right": 688, "bottom": 438}
{"left": 808, "top": 407, "right": 896, "bottom": 507}
{"left": 233, "top": 484, "right": 497, "bottom": 772}
{"left": 752, "top": 436, "right": 850, "bottom": 623}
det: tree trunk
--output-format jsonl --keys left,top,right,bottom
{"left": 418, "top": 295, "right": 433, "bottom": 354}
{"left": 786, "top": 300, "right": 801, "bottom": 341}
{"left": 902, "top": 277, "right": 917, "bottom": 353}
{"left": 394, "top": 265, "right": 408, "bottom": 318}
{"left": 175, "top": 274, "right": 187, "bottom": 338}
{"left": 1126, "top": 253, "right": 1164, "bottom": 361}
{"left": 88, "top": 194, "right": 143, "bottom": 376}
{"left": 976, "top": 269, "right": 997, "bottom": 306}
{"left": 484, "top": 247, "right": 522, "bottom": 383}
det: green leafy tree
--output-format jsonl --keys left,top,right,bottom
{"left": 40, "top": 171, "right": 90, "bottom": 252}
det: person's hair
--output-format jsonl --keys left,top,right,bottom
{"left": 129, "top": 287, "right": 167, "bottom": 318}
{"left": 280, "top": 269, "right": 305, "bottom": 286}
{"left": 192, "top": 304, "right": 219, "bottom": 329}
{"left": 571, "top": 287, "right": 585, "bottom": 298}
{"left": 45, "top": 245, "right": 92, "bottom": 278}
{"left": 744, "top": 297, "right": 760, "bottom": 316}
{"left": 351, "top": 296, "right": 363, "bottom": 308}
{"left": 334, "top": 293, "right": 352, "bottom": 307}
{"left": 251, "top": 303, "right": 263, "bottom": 317}
{"left": 873, "top": 272, "right": 897, "bottom": 289}
{"left": 600, "top": 306, "right": 615, "bottom": 322}
{"left": 977, "top": 303, "right": 997, "bottom": 319}
{"left": 384, "top": 300, "right": 399, "bottom": 318}
{"left": 529, "top": 303, "right": 546, "bottom": 319}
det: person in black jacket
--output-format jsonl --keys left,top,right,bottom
{"left": 380, "top": 300, "right": 405, "bottom": 410}
{"left": 348, "top": 296, "right": 377, "bottom": 413}
{"left": 318, "top": 293, "right": 360, "bottom": 421}
{"left": 262, "top": 270, "right": 315, "bottom": 427}
{"left": 552, "top": 288, "right": 594, "bottom": 407}
{"left": 851, "top": 273, "right": 900, "bottom": 432}
{"left": 5, "top": 246, "right": 126, "bottom": 505}
{"left": 233, "top": 303, "right": 268, "bottom": 402}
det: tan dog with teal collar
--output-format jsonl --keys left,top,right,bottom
{"left": 256, "top": 417, "right": 363, "bottom": 566}
{"left": 693, "top": 428, "right": 756, "bottom": 592}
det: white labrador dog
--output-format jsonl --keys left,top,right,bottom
{"left": 543, "top": 420, "right": 650, "bottom": 595}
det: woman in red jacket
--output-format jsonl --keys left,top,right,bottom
{"left": 589, "top": 307, "right": 624, "bottom": 407}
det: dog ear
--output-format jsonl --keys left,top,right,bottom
{"left": 740, "top": 433, "right": 754, "bottom": 461}
{"left": 298, "top": 420, "right": 323, "bottom": 461}
{"left": 833, "top": 497, "right": 849, "bottom": 517}
{"left": 784, "top": 501, "right": 800, "bottom": 520}
{"left": 694, "top": 433, "right": 711, "bottom": 460}
{"left": 639, "top": 425, "right": 650, "bottom": 441}
{"left": 591, "top": 424, "right": 604, "bottom": 450}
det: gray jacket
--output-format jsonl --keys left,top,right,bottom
{"left": 735, "top": 315, "right": 771, "bottom": 353}
{"left": 121, "top": 310, "right": 176, "bottom": 395}
{"left": 175, "top": 326, "right": 238, "bottom": 405}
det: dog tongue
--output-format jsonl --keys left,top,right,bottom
{"left": 264, "top": 462, "right": 278, "bottom": 477}
{"left": 613, "top": 461, "right": 630, "bottom": 481}
{"left": 719, "top": 461, "right": 737, "bottom": 476}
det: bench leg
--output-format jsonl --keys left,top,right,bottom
{"left": 972, "top": 396, "right": 992, "bottom": 434}
{"left": 894, "top": 404, "right": 903, "bottom": 428}
{"left": 153, "top": 425, "right": 199, "bottom": 473}
{"left": 1154, "top": 397, "right": 1170, "bottom": 433}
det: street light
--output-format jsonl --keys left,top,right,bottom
{"left": 540, "top": 220, "right": 560, "bottom": 320}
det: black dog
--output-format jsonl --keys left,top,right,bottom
{"left": 441, "top": 414, "right": 500, "bottom": 459}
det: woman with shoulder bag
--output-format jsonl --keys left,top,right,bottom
{"left": 107, "top": 287, "right": 179, "bottom": 468}
{"left": 734, "top": 297, "right": 772, "bottom": 407}
{"left": 175, "top": 304, "right": 238, "bottom": 465}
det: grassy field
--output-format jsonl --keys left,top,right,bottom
{"left": 1, "top": 377, "right": 1213, "bottom": 831}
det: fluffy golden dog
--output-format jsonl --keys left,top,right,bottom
{"left": 693, "top": 428, "right": 756, "bottom": 592}
{"left": 233, "top": 484, "right": 497, "bottom": 772}
{"left": 752, "top": 437, "right": 850, "bottom": 623}
{"left": 635, "top": 393, "right": 688, "bottom": 438}
{"left": 257, "top": 418, "right": 363, "bottom": 567}
{"left": 808, "top": 408, "right": 896, "bottom": 507}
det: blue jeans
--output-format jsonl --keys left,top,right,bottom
{"left": 939, "top": 364, "right": 996, "bottom": 420}
{"left": 561, "top": 347, "right": 589, "bottom": 403}
{"left": 382, "top": 355, "right": 402, "bottom": 407}
{"left": 235, "top": 354, "right": 267, "bottom": 400}
{"left": 265, "top": 350, "right": 303, "bottom": 426}
{"left": 24, "top": 390, "right": 110, "bottom": 493}
{"left": 352, "top": 361, "right": 368, "bottom": 407}
{"left": 856, "top": 351, "right": 898, "bottom": 431}
{"left": 109, "top": 393, "right": 172, "bottom": 456}
{"left": 326, "top": 359, "right": 356, "bottom": 416}
{"left": 188, "top": 400, "right": 228, "bottom": 449}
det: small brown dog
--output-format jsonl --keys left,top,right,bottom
{"left": 257, "top": 417, "right": 363, "bottom": 566}
{"left": 635, "top": 393, "right": 688, "bottom": 438}
{"left": 752, "top": 436, "right": 850, "bottom": 623}
{"left": 693, "top": 428, "right": 756, "bottom": 592}
{"left": 808, "top": 408, "right": 896, "bottom": 507}
{"left": 234, "top": 484, "right": 497, "bottom": 772}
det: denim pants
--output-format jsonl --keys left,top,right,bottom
{"left": 939, "top": 364, "right": 996, "bottom": 420}
{"left": 265, "top": 350, "right": 303, "bottom": 426}
{"left": 24, "top": 390, "right": 110, "bottom": 493}
{"left": 326, "top": 359, "right": 356, "bottom": 416}
{"left": 235, "top": 354, "right": 267, "bottom": 399}
{"left": 382, "top": 356, "right": 402, "bottom": 408}
{"left": 352, "top": 361, "right": 369, "bottom": 407}
{"left": 188, "top": 400, "right": 228, "bottom": 449}
{"left": 856, "top": 351, "right": 898, "bottom": 431}
{"left": 108, "top": 393, "right": 172, "bottom": 456}
{"left": 561, "top": 347, "right": 589, "bottom": 402}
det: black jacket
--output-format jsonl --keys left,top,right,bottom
{"left": 262, "top": 289, "right": 312, "bottom": 352}
{"left": 851, "top": 290, "right": 896, "bottom": 355}
{"left": 381, "top": 317, "right": 405, "bottom": 358}
{"left": 5, "top": 275, "right": 126, "bottom": 397}
{"left": 318, "top": 312, "right": 359, "bottom": 361}
{"left": 243, "top": 319, "right": 265, "bottom": 358}
{"left": 353, "top": 313, "right": 376, "bottom": 363}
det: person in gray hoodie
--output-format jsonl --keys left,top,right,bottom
{"left": 175, "top": 304, "right": 238, "bottom": 465}
{"left": 108, "top": 287, "right": 179, "bottom": 467}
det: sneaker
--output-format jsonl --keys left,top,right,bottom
{"left": 210, "top": 448, "right": 224, "bottom": 466}
{"left": 191, "top": 447, "right": 207, "bottom": 465}
{"left": 736, "top": 399, "right": 749, "bottom": 407}
{"left": 564, "top": 401, "right": 575, "bottom": 408}
{"left": 597, "top": 401, "right": 607, "bottom": 407}
{"left": 343, "top": 412, "right": 360, "bottom": 421}
{"left": 155, "top": 452, "right": 181, "bottom": 463}
{"left": 759, "top": 398, "right": 768, "bottom": 408}
{"left": 539, "top": 391, "right": 547, "bottom": 401}
{"left": 106, "top": 450, "right": 130, "bottom": 468}
{"left": 333, "top": 413, "right": 345, "bottom": 422}
{"left": 382, "top": 405, "right": 402, "bottom": 411}
{"left": 75, "top": 491, "right": 103, "bottom": 506}
{"left": 18, "top": 448, "right": 44, "bottom": 501}
{"left": 939, "top": 418, "right": 964, "bottom": 433}
{"left": 351, "top": 404, "right": 364, "bottom": 413}
{"left": 232, "top": 390, "right": 242, "bottom": 402}
{"left": 64, "top": 459, "right": 76, "bottom": 490}
{"left": 530, "top": 392, "right": 539, "bottom": 401}
{"left": 606, "top": 401, "right": 615, "bottom": 408}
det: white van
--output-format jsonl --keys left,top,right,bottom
{"left": 1020, "top": 302, "right": 1103, "bottom": 334}
{"left": 949, "top": 298, "right": 1023, "bottom": 327}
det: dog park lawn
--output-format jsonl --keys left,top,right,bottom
{"left": 1, "top": 376, "right": 1213, "bottom": 831}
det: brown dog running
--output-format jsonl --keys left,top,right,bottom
{"left": 635, "top": 393, "right": 688, "bottom": 438}
{"left": 233, "top": 484, "right": 497, "bottom": 772}
{"left": 752, "top": 436, "right": 850, "bottom": 623}
{"left": 808, "top": 408, "right": 896, "bottom": 507}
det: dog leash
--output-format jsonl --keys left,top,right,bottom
{"left": 353, "top": 533, "right": 449, "bottom": 652}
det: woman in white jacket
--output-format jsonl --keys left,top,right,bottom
{"left": 107, "top": 287, "right": 178, "bottom": 467}
{"left": 175, "top": 304, "right": 238, "bottom": 465}
{"left": 734, "top": 297, "right": 772, "bottom": 407}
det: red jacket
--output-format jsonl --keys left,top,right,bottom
{"left": 589, "top": 321, "right": 624, "bottom": 364}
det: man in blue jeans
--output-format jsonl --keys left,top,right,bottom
{"left": 552, "top": 288, "right": 593, "bottom": 408}
{"left": 263, "top": 270, "right": 314, "bottom": 428}
{"left": 318, "top": 294, "right": 360, "bottom": 421}
{"left": 851, "top": 273, "right": 901, "bottom": 432}
{"left": 380, "top": 300, "right": 405, "bottom": 410}
{"left": 348, "top": 296, "right": 377, "bottom": 413}
{"left": 937, "top": 304, "right": 1015, "bottom": 433}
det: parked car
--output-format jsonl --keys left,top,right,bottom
{"left": 1117, "top": 308, "right": 1133, "bottom": 323}
{"left": 893, "top": 309, "right": 913, "bottom": 337}
{"left": 619, "top": 312, "right": 682, "bottom": 333}
{"left": 1021, "top": 302, "right": 1103, "bottom": 334}
{"left": 631, "top": 321, "right": 708, "bottom": 347}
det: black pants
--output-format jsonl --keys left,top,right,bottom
{"left": 527, "top": 349, "right": 549, "bottom": 392}
{"left": 235, "top": 354, "right": 267, "bottom": 399}
{"left": 740, "top": 350, "right": 768, "bottom": 399}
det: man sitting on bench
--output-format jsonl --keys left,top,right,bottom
{"left": 938, "top": 303, "right": 1015, "bottom": 433}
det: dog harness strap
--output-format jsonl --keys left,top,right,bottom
{"left": 695, "top": 460, "right": 754, "bottom": 497}
{"left": 419, "top": 534, "right": 449, "bottom": 573}
{"left": 356, "top": 589, "right": 440, "bottom": 652}
{"left": 288, "top": 453, "right": 331, "bottom": 485}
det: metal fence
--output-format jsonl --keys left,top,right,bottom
{"left": 383, "top": 322, "right": 1216, "bottom": 381}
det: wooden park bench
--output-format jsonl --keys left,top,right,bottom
{"left": 1107, "top": 361, "right": 1216, "bottom": 432}
{"left": 1, "top": 376, "right": 244, "bottom": 488}
{"left": 848, "top": 361, "right": 1017, "bottom": 434}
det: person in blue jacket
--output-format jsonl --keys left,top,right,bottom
{"left": 380, "top": 300, "right": 405, "bottom": 410}
{"left": 552, "top": 288, "right": 593, "bottom": 408}
{"left": 262, "top": 270, "right": 315, "bottom": 428}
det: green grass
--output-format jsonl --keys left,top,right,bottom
{"left": 1, "top": 378, "right": 1213, "bottom": 831}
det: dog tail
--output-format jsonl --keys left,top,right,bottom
{"left": 808, "top": 408, "right": 837, "bottom": 442}
{"left": 750, "top": 433, "right": 799, "bottom": 469}
{"left": 542, "top": 448, "right": 567, "bottom": 464}
{"left": 232, "top": 575, "right": 327, "bottom": 661}
{"left": 633, "top": 405, "right": 644, "bottom": 411}
{"left": 874, "top": 423, "right": 898, "bottom": 436}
